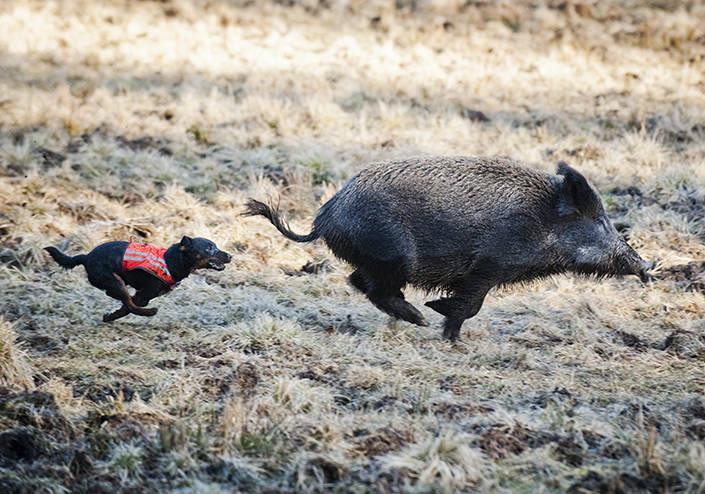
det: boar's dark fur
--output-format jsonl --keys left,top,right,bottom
{"left": 244, "top": 156, "right": 651, "bottom": 340}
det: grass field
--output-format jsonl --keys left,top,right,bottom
{"left": 1, "top": 0, "right": 705, "bottom": 492}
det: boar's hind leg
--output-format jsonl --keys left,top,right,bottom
{"left": 364, "top": 274, "right": 428, "bottom": 327}
{"left": 349, "top": 269, "right": 404, "bottom": 299}
{"left": 369, "top": 292, "right": 428, "bottom": 327}
{"left": 348, "top": 270, "right": 370, "bottom": 294}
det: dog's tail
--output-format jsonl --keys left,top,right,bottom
{"left": 44, "top": 246, "right": 87, "bottom": 269}
{"left": 242, "top": 199, "right": 320, "bottom": 243}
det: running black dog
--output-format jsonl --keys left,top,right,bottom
{"left": 45, "top": 237, "right": 231, "bottom": 322}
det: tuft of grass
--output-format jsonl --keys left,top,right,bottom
{"left": 228, "top": 313, "right": 305, "bottom": 353}
{"left": 104, "top": 442, "right": 145, "bottom": 485}
{"left": 273, "top": 377, "right": 334, "bottom": 414}
{"left": 299, "top": 158, "right": 333, "bottom": 185}
{"left": 0, "top": 317, "right": 35, "bottom": 390}
{"left": 187, "top": 124, "right": 214, "bottom": 146}
{"left": 381, "top": 431, "right": 489, "bottom": 493}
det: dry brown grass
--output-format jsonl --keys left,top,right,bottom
{"left": 1, "top": 0, "right": 705, "bottom": 492}
{"left": 0, "top": 318, "right": 35, "bottom": 390}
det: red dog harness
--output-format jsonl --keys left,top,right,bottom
{"left": 122, "top": 242, "right": 176, "bottom": 287}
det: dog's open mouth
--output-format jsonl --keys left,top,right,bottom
{"left": 207, "top": 259, "right": 227, "bottom": 271}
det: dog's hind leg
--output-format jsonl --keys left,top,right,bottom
{"left": 102, "top": 283, "right": 163, "bottom": 322}
{"left": 99, "top": 273, "right": 158, "bottom": 319}
{"left": 103, "top": 304, "right": 130, "bottom": 322}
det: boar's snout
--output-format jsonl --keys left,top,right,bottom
{"left": 637, "top": 259, "right": 655, "bottom": 283}
{"left": 617, "top": 240, "right": 652, "bottom": 282}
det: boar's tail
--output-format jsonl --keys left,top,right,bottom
{"left": 243, "top": 199, "right": 320, "bottom": 243}
{"left": 44, "top": 246, "right": 87, "bottom": 268}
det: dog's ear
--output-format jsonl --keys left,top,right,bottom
{"left": 179, "top": 236, "right": 193, "bottom": 251}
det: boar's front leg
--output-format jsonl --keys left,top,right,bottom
{"left": 426, "top": 281, "right": 493, "bottom": 341}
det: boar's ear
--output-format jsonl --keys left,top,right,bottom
{"left": 556, "top": 161, "right": 600, "bottom": 217}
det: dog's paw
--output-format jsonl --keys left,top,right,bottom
{"left": 143, "top": 307, "right": 158, "bottom": 317}
{"left": 102, "top": 313, "right": 115, "bottom": 323}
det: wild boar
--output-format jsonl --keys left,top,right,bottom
{"left": 244, "top": 156, "right": 651, "bottom": 340}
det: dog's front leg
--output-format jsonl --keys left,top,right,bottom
{"left": 104, "top": 274, "right": 158, "bottom": 317}
{"left": 132, "top": 281, "right": 166, "bottom": 308}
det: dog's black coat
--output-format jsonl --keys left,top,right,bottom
{"left": 45, "top": 237, "right": 231, "bottom": 322}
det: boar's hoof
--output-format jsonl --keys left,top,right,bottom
{"left": 412, "top": 314, "right": 429, "bottom": 327}
{"left": 425, "top": 298, "right": 460, "bottom": 318}
{"left": 442, "top": 319, "right": 463, "bottom": 341}
{"left": 378, "top": 298, "right": 428, "bottom": 327}
{"left": 367, "top": 286, "right": 428, "bottom": 326}
{"left": 393, "top": 301, "right": 428, "bottom": 327}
